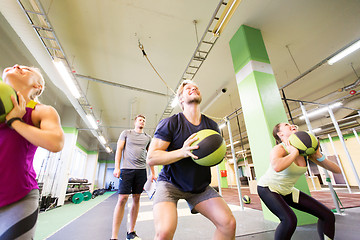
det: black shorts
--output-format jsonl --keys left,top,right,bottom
{"left": 118, "top": 169, "right": 147, "bottom": 194}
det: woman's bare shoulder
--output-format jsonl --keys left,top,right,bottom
{"left": 271, "top": 143, "right": 287, "bottom": 155}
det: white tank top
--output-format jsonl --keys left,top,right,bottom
{"left": 257, "top": 143, "right": 307, "bottom": 203}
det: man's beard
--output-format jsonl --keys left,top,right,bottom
{"left": 188, "top": 96, "right": 202, "bottom": 105}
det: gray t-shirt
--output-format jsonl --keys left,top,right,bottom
{"left": 119, "top": 129, "right": 151, "bottom": 169}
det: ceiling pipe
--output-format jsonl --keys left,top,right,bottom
{"left": 225, "top": 114, "right": 359, "bottom": 158}
{"left": 221, "top": 96, "right": 359, "bottom": 157}
{"left": 279, "top": 37, "right": 360, "bottom": 90}
{"left": 316, "top": 121, "right": 359, "bottom": 137}
{"left": 281, "top": 75, "right": 360, "bottom": 119}
{"left": 295, "top": 97, "right": 360, "bottom": 133}
{"left": 75, "top": 74, "right": 168, "bottom": 97}
{"left": 342, "top": 77, "right": 360, "bottom": 92}
{"left": 285, "top": 91, "right": 360, "bottom": 119}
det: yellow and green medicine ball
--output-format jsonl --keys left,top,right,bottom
{"left": 190, "top": 129, "right": 226, "bottom": 167}
{"left": 243, "top": 195, "right": 251, "bottom": 204}
{"left": 0, "top": 82, "right": 17, "bottom": 123}
{"left": 288, "top": 131, "right": 319, "bottom": 156}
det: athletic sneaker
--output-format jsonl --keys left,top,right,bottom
{"left": 126, "top": 231, "right": 141, "bottom": 240}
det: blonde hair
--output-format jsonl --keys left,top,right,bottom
{"left": 29, "top": 67, "right": 45, "bottom": 101}
{"left": 176, "top": 80, "right": 199, "bottom": 110}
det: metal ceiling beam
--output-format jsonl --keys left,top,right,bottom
{"left": 75, "top": 74, "right": 168, "bottom": 97}
{"left": 279, "top": 37, "right": 360, "bottom": 90}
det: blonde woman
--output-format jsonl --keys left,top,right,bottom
{"left": 0, "top": 65, "right": 64, "bottom": 239}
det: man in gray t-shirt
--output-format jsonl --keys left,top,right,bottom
{"left": 111, "top": 115, "right": 155, "bottom": 240}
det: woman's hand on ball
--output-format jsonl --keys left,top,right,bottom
{"left": 310, "top": 147, "right": 322, "bottom": 160}
{"left": 182, "top": 133, "right": 199, "bottom": 159}
{"left": 285, "top": 140, "right": 299, "bottom": 157}
{"left": 6, "top": 92, "right": 26, "bottom": 121}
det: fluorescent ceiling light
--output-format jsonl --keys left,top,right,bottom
{"left": 53, "top": 60, "right": 81, "bottom": 99}
{"left": 98, "top": 135, "right": 106, "bottom": 145}
{"left": 328, "top": 40, "right": 360, "bottom": 65}
{"left": 339, "top": 120, "right": 358, "bottom": 127}
{"left": 226, "top": 140, "right": 240, "bottom": 147}
{"left": 212, "top": 0, "right": 242, "bottom": 36}
{"left": 171, "top": 97, "right": 178, "bottom": 108}
{"left": 312, "top": 128, "right": 322, "bottom": 133}
{"left": 219, "top": 123, "right": 226, "bottom": 129}
{"left": 86, "top": 114, "right": 98, "bottom": 129}
{"left": 105, "top": 146, "right": 112, "bottom": 153}
{"left": 299, "top": 102, "right": 342, "bottom": 120}
{"left": 236, "top": 149, "right": 247, "bottom": 154}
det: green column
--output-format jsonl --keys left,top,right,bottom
{"left": 218, "top": 160, "right": 228, "bottom": 188}
{"left": 229, "top": 25, "right": 316, "bottom": 225}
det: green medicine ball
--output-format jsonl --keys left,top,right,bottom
{"left": 0, "top": 82, "right": 17, "bottom": 123}
{"left": 190, "top": 129, "right": 226, "bottom": 167}
{"left": 288, "top": 131, "right": 319, "bottom": 156}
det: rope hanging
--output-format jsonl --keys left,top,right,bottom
{"left": 138, "top": 41, "right": 176, "bottom": 95}
{"left": 138, "top": 40, "right": 223, "bottom": 120}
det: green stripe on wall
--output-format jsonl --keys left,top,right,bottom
{"left": 98, "top": 160, "right": 115, "bottom": 163}
{"left": 229, "top": 25, "right": 270, "bottom": 73}
{"left": 62, "top": 127, "right": 78, "bottom": 134}
{"left": 76, "top": 142, "right": 98, "bottom": 155}
{"left": 320, "top": 132, "right": 360, "bottom": 143}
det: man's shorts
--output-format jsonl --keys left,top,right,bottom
{"left": 153, "top": 180, "right": 221, "bottom": 213}
{"left": 118, "top": 169, "right": 147, "bottom": 194}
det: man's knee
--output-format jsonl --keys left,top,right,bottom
{"left": 219, "top": 214, "right": 236, "bottom": 234}
{"left": 118, "top": 195, "right": 129, "bottom": 207}
{"left": 155, "top": 229, "right": 175, "bottom": 240}
{"left": 132, "top": 194, "right": 141, "bottom": 203}
{"left": 228, "top": 214, "right": 236, "bottom": 232}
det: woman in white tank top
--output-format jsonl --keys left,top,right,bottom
{"left": 257, "top": 123, "right": 341, "bottom": 240}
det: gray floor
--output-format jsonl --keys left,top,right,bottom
{"left": 235, "top": 207, "right": 360, "bottom": 240}
{"left": 47, "top": 192, "right": 360, "bottom": 240}
{"left": 47, "top": 192, "right": 127, "bottom": 240}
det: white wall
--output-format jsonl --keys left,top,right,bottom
{"left": 56, "top": 131, "right": 79, "bottom": 206}
{"left": 84, "top": 152, "right": 99, "bottom": 192}
{"left": 321, "top": 134, "right": 360, "bottom": 188}
{"left": 96, "top": 162, "right": 107, "bottom": 189}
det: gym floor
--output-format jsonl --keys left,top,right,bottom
{"left": 35, "top": 188, "right": 360, "bottom": 240}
